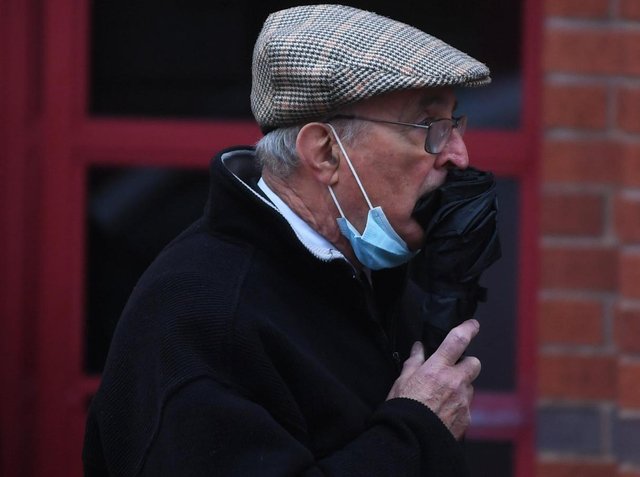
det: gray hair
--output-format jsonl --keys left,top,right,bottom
{"left": 255, "top": 118, "right": 367, "bottom": 178}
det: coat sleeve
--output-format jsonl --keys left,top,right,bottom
{"left": 141, "top": 377, "right": 469, "bottom": 477}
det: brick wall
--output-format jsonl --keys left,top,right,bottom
{"left": 538, "top": 0, "right": 640, "bottom": 476}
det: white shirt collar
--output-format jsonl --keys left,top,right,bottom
{"left": 258, "top": 177, "right": 346, "bottom": 262}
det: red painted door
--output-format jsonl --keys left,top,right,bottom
{"left": 0, "top": 1, "right": 541, "bottom": 475}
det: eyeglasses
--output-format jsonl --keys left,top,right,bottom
{"left": 328, "top": 114, "right": 467, "bottom": 155}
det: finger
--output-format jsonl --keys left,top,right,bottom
{"left": 457, "top": 355, "right": 482, "bottom": 382}
{"left": 432, "top": 319, "right": 480, "bottom": 366}
{"left": 399, "top": 341, "right": 425, "bottom": 378}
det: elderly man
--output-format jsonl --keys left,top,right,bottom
{"left": 83, "top": 4, "right": 492, "bottom": 476}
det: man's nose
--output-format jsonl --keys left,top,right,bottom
{"left": 434, "top": 129, "right": 469, "bottom": 170}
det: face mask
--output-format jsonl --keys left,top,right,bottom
{"left": 326, "top": 124, "right": 417, "bottom": 270}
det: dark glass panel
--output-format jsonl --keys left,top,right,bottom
{"left": 470, "top": 179, "right": 520, "bottom": 391}
{"left": 90, "top": 0, "right": 521, "bottom": 127}
{"left": 84, "top": 165, "right": 210, "bottom": 373}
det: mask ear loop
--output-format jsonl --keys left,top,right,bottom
{"left": 327, "top": 186, "right": 347, "bottom": 219}
{"left": 326, "top": 123, "right": 374, "bottom": 211}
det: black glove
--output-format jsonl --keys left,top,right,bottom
{"left": 410, "top": 167, "right": 502, "bottom": 355}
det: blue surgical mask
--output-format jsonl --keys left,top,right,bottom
{"left": 326, "top": 124, "right": 418, "bottom": 270}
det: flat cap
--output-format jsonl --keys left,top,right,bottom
{"left": 251, "top": 4, "right": 491, "bottom": 132}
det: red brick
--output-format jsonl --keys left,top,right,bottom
{"left": 620, "top": 144, "right": 640, "bottom": 187}
{"left": 617, "top": 87, "right": 640, "bottom": 134}
{"left": 539, "top": 354, "right": 616, "bottom": 399}
{"left": 620, "top": 31, "right": 640, "bottom": 76}
{"left": 620, "top": 0, "right": 640, "bottom": 20}
{"left": 544, "top": 84, "right": 607, "bottom": 130}
{"left": 542, "top": 192, "right": 605, "bottom": 236}
{"left": 615, "top": 307, "right": 640, "bottom": 353}
{"left": 619, "top": 252, "right": 640, "bottom": 299}
{"left": 542, "top": 139, "right": 622, "bottom": 185}
{"left": 543, "top": 29, "right": 602, "bottom": 73}
{"left": 539, "top": 299, "right": 604, "bottom": 345}
{"left": 537, "top": 460, "right": 617, "bottom": 477}
{"left": 545, "top": 29, "right": 640, "bottom": 76}
{"left": 541, "top": 246, "right": 617, "bottom": 291}
{"left": 619, "top": 361, "right": 640, "bottom": 409}
{"left": 545, "top": 0, "right": 610, "bottom": 18}
{"left": 618, "top": 469, "right": 640, "bottom": 477}
{"left": 615, "top": 194, "right": 640, "bottom": 243}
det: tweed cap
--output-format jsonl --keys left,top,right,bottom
{"left": 251, "top": 4, "right": 491, "bottom": 132}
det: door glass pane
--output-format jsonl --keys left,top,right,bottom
{"left": 85, "top": 165, "right": 210, "bottom": 373}
{"left": 470, "top": 179, "right": 520, "bottom": 391}
{"left": 90, "top": 0, "right": 521, "bottom": 128}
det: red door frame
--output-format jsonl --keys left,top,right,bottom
{"left": 0, "top": 0, "right": 542, "bottom": 475}
{"left": 1, "top": 0, "right": 45, "bottom": 475}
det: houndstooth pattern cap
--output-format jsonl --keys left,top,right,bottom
{"left": 251, "top": 4, "right": 491, "bottom": 133}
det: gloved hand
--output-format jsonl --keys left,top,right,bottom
{"left": 410, "top": 167, "right": 502, "bottom": 355}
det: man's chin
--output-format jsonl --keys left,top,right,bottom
{"left": 420, "top": 174, "right": 448, "bottom": 198}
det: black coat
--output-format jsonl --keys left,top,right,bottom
{"left": 82, "top": 147, "right": 469, "bottom": 476}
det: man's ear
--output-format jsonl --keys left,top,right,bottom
{"left": 296, "top": 123, "right": 340, "bottom": 186}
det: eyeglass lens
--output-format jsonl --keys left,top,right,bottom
{"left": 426, "top": 117, "right": 467, "bottom": 154}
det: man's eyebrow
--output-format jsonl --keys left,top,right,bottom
{"left": 412, "top": 95, "right": 458, "bottom": 116}
{"left": 417, "top": 94, "right": 442, "bottom": 109}
{"left": 418, "top": 93, "right": 458, "bottom": 108}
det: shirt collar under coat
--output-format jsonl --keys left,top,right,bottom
{"left": 205, "top": 146, "right": 348, "bottom": 265}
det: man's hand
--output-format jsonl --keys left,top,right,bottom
{"left": 386, "top": 319, "right": 481, "bottom": 440}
